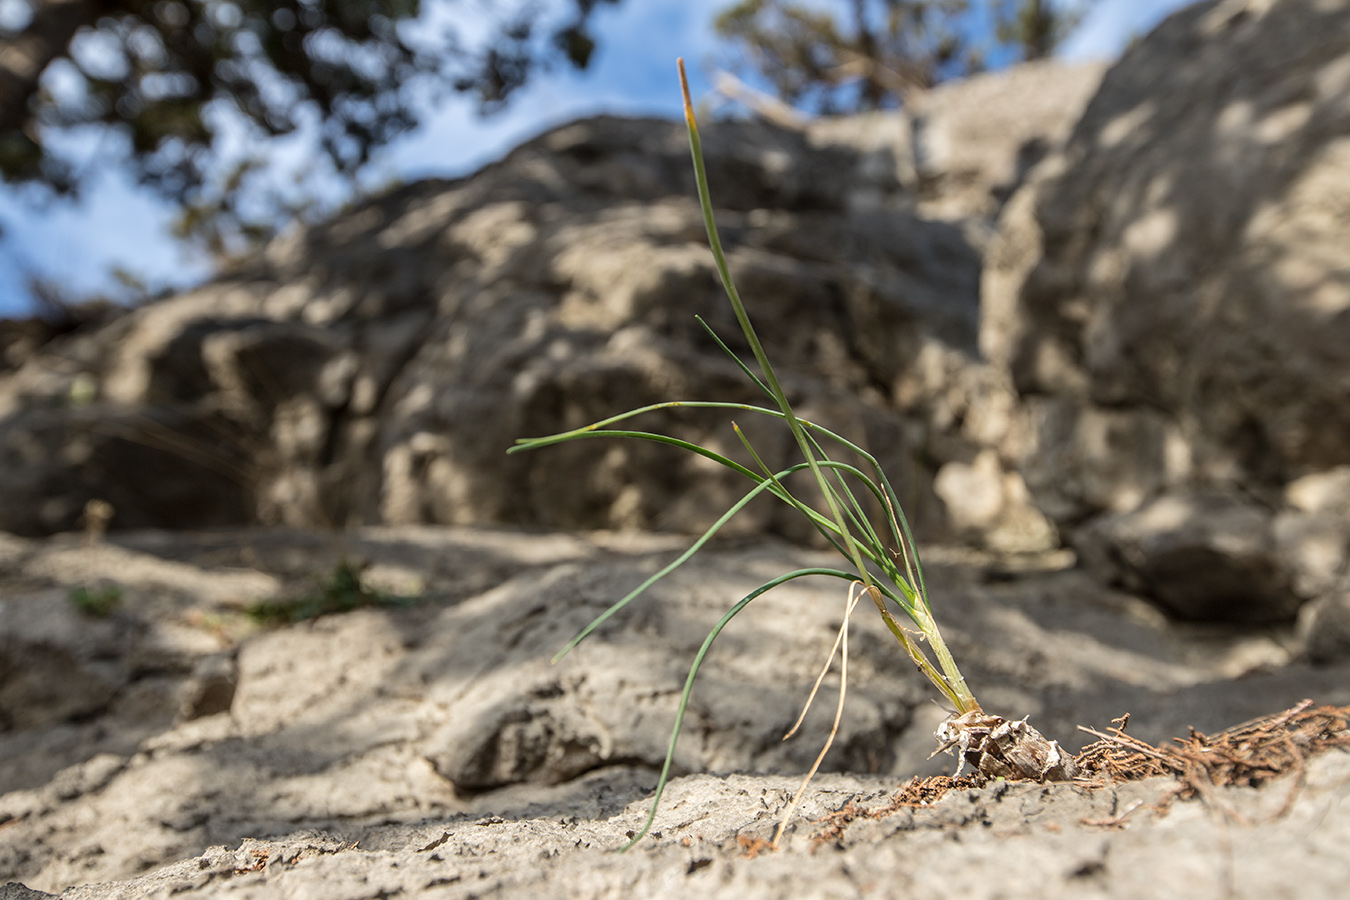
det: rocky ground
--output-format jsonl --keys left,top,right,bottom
{"left": 2, "top": 526, "right": 1348, "bottom": 898}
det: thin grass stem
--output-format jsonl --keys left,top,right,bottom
{"left": 678, "top": 59, "right": 876, "bottom": 596}
{"left": 772, "top": 580, "right": 864, "bottom": 847}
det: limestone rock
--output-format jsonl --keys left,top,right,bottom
{"left": 2, "top": 525, "right": 1342, "bottom": 893}
{"left": 982, "top": 0, "right": 1350, "bottom": 621}
{"left": 805, "top": 59, "right": 1106, "bottom": 224}
{"left": 907, "top": 59, "right": 1107, "bottom": 223}
{"left": 0, "top": 62, "right": 1102, "bottom": 543}
{"left": 1299, "top": 590, "right": 1350, "bottom": 664}
{"left": 1074, "top": 489, "right": 1297, "bottom": 624}
{"left": 1, "top": 119, "right": 982, "bottom": 538}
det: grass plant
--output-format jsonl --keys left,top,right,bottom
{"left": 245, "top": 559, "right": 416, "bottom": 625}
{"left": 509, "top": 59, "right": 981, "bottom": 849}
{"left": 70, "top": 583, "right": 123, "bottom": 618}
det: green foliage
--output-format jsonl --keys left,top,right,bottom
{"left": 70, "top": 583, "right": 123, "bottom": 617}
{"left": 245, "top": 559, "right": 414, "bottom": 625}
{"left": 993, "top": 0, "right": 1092, "bottom": 60}
{"left": 715, "top": 0, "right": 1092, "bottom": 113}
{"left": 510, "top": 59, "right": 979, "bottom": 848}
{"left": 0, "top": 0, "right": 618, "bottom": 254}
{"left": 715, "top": 0, "right": 969, "bottom": 111}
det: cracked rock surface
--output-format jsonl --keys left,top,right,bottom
{"left": 2, "top": 526, "right": 1347, "bottom": 897}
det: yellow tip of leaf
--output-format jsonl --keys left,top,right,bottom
{"left": 678, "top": 58, "right": 696, "bottom": 129}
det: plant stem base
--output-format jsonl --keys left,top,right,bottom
{"left": 935, "top": 711, "right": 1078, "bottom": 782}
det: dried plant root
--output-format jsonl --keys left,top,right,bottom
{"left": 1075, "top": 699, "right": 1350, "bottom": 819}
{"left": 772, "top": 583, "right": 865, "bottom": 847}
{"left": 810, "top": 774, "right": 984, "bottom": 847}
{"left": 933, "top": 710, "right": 1077, "bottom": 782}
{"left": 812, "top": 701, "right": 1350, "bottom": 846}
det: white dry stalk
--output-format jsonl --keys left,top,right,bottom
{"left": 773, "top": 581, "right": 865, "bottom": 847}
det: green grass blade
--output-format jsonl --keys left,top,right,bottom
{"left": 730, "top": 422, "right": 854, "bottom": 559}
{"left": 694, "top": 315, "right": 771, "bottom": 399}
{"left": 510, "top": 394, "right": 969, "bottom": 704}
{"left": 678, "top": 60, "right": 874, "bottom": 592}
{"left": 620, "top": 565, "right": 863, "bottom": 851}
{"left": 511, "top": 401, "right": 777, "bottom": 451}
{"left": 516, "top": 412, "right": 900, "bottom": 572}
{"left": 512, "top": 399, "right": 917, "bottom": 593}
{"left": 518, "top": 427, "right": 766, "bottom": 484}
{"left": 553, "top": 456, "right": 898, "bottom": 664}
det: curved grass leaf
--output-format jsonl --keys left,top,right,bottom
{"left": 506, "top": 58, "right": 983, "bottom": 852}
{"left": 621, "top": 565, "right": 863, "bottom": 850}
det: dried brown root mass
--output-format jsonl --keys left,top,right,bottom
{"left": 1073, "top": 699, "right": 1350, "bottom": 822}
{"left": 810, "top": 775, "right": 983, "bottom": 847}
{"left": 934, "top": 710, "right": 1078, "bottom": 781}
{"left": 811, "top": 700, "right": 1350, "bottom": 845}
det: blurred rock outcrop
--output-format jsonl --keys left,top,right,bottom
{"left": 0, "top": 63, "right": 1100, "bottom": 548}
{"left": 982, "top": 0, "right": 1350, "bottom": 626}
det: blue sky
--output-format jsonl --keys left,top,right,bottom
{"left": 0, "top": 0, "right": 1198, "bottom": 318}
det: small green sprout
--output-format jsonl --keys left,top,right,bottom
{"left": 510, "top": 59, "right": 983, "bottom": 849}
{"left": 70, "top": 583, "right": 123, "bottom": 618}
{"left": 246, "top": 559, "right": 416, "bottom": 625}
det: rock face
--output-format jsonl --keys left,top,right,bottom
{"left": 1, "top": 525, "right": 1342, "bottom": 892}
{"left": 0, "top": 65, "right": 1102, "bottom": 548}
{"left": 19, "top": 755, "right": 1350, "bottom": 900}
{"left": 983, "top": 0, "right": 1350, "bottom": 623}
{"left": 808, "top": 59, "right": 1107, "bottom": 226}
